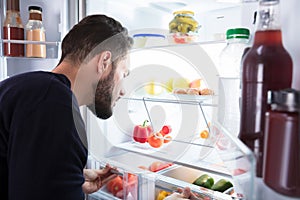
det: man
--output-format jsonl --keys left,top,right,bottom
{"left": 0, "top": 15, "right": 132, "bottom": 200}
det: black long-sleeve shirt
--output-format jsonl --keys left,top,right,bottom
{"left": 0, "top": 71, "right": 87, "bottom": 200}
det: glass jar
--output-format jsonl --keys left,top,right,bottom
{"left": 3, "top": 0, "right": 25, "bottom": 57}
{"left": 25, "top": 6, "right": 46, "bottom": 58}
{"left": 168, "top": 10, "right": 200, "bottom": 44}
{"left": 263, "top": 88, "right": 300, "bottom": 197}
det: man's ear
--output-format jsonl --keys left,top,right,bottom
{"left": 97, "top": 51, "right": 112, "bottom": 74}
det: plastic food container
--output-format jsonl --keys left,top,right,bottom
{"left": 132, "top": 33, "right": 166, "bottom": 48}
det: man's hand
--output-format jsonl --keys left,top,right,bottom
{"left": 82, "top": 164, "right": 117, "bottom": 194}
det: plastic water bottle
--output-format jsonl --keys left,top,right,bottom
{"left": 218, "top": 28, "right": 250, "bottom": 136}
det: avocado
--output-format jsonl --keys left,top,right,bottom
{"left": 193, "top": 174, "right": 214, "bottom": 189}
{"left": 211, "top": 179, "right": 233, "bottom": 192}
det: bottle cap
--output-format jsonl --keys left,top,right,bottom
{"left": 268, "top": 88, "right": 300, "bottom": 112}
{"left": 173, "top": 10, "right": 194, "bottom": 16}
{"left": 28, "top": 6, "right": 42, "bottom": 12}
{"left": 226, "top": 28, "right": 250, "bottom": 39}
{"left": 7, "top": 0, "right": 20, "bottom": 11}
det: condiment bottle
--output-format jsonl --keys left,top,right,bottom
{"left": 263, "top": 89, "right": 300, "bottom": 197}
{"left": 3, "top": 0, "right": 25, "bottom": 57}
{"left": 238, "top": 0, "right": 293, "bottom": 177}
{"left": 25, "top": 6, "right": 46, "bottom": 58}
{"left": 218, "top": 28, "right": 250, "bottom": 137}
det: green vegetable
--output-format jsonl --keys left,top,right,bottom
{"left": 211, "top": 179, "right": 233, "bottom": 192}
{"left": 193, "top": 174, "right": 214, "bottom": 189}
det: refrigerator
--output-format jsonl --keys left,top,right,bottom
{"left": 1, "top": 0, "right": 299, "bottom": 200}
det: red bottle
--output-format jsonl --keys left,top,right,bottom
{"left": 263, "top": 89, "right": 300, "bottom": 197}
{"left": 3, "top": 0, "right": 25, "bottom": 57}
{"left": 239, "top": 0, "right": 293, "bottom": 177}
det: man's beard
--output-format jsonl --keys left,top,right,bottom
{"left": 87, "top": 72, "right": 114, "bottom": 119}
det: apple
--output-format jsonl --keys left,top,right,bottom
{"left": 189, "top": 78, "right": 201, "bottom": 88}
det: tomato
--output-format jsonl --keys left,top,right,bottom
{"left": 147, "top": 132, "right": 164, "bottom": 148}
{"left": 200, "top": 130, "right": 209, "bottom": 139}
{"left": 160, "top": 125, "right": 172, "bottom": 136}
{"left": 164, "top": 135, "right": 172, "bottom": 143}
{"left": 107, "top": 176, "right": 123, "bottom": 195}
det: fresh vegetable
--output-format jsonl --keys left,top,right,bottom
{"left": 156, "top": 190, "right": 171, "bottom": 200}
{"left": 163, "top": 135, "right": 172, "bottom": 143}
{"left": 211, "top": 179, "right": 233, "bottom": 192}
{"left": 133, "top": 120, "right": 153, "bottom": 143}
{"left": 107, "top": 176, "right": 123, "bottom": 196}
{"left": 200, "top": 130, "right": 209, "bottom": 139}
{"left": 160, "top": 125, "right": 172, "bottom": 136}
{"left": 107, "top": 174, "right": 138, "bottom": 198}
{"left": 148, "top": 132, "right": 164, "bottom": 148}
{"left": 193, "top": 174, "right": 214, "bottom": 189}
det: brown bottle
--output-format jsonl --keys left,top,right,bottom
{"left": 239, "top": 0, "right": 293, "bottom": 177}
{"left": 263, "top": 89, "right": 300, "bottom": 197}
{"left": 3, "top": 0, "right": 25, "bottom": 57}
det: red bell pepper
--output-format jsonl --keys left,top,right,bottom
{"left": 133, "top": 120, "right": 153, "bottom": 143}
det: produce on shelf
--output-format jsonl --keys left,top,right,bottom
{"left": 144, "top": 81, "right": 164, "bottom": 95}
{"left": 106, "top": 173, "right": 138, "bottom": 198}
{"left": 189, "top": 78, "right": 201, "bottom": 88}
{"left": 200, "top": 88, "right": 214, "bottom": 95}
{"left": 148, "top": 132, "right": 164, "bottom": 148}
{"left": 133, "top": 123, "right": 173, "bottom": 148}
{"left": 156, "top": 190, "right": 171, "bottom": 200}
{"left": 133, "top": 120, "right": 153, "bottom": 143}
{"left": 192, "top": 175, "right": 233, "bottom": 193}
{"left": 160, "top": 125, "right": 172, "bottom": 136}
{"left": 211, "top": 179, "right": 233, "bottom": 192}
{"left": 193, "top": 174, "right": 214, "bottom": 189}
{"left": 164, "top": 135, "right": 172, "bottom": 143}
{"left": 200, "top": 130, "right": 209, "bottom": 139}
{"left": 172, "top": 78, "right": 190, "bottom": 89}
{"left": 173, "top": 88, "right": 214, "bottom": 96}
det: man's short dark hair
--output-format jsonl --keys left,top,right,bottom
{"left": 58, "top": 14, "right": 133, "bottom": 65}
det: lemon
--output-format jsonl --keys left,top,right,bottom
{"left": 165, "top": 78, "right": 174, "bottom": 92}
{"left": 172, "top": 78, "right": 190, "bottom": 89}
{"left": 144, "top": 81, "right": 163, "bottom": 95}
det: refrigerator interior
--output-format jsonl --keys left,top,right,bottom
{"left": 84, "top": 0, "right": 259, "bottom": 200}
{"left": 85, "top": 0, "right": 300, "bottom": 199}
{"left": 1, "top": 0, "right": 299, "bottom": 199}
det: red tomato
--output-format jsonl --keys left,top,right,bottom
{"left": 160, "top": 125, "right": 172, "bottom": 136}
{"left": 107, "top": 176, "right": 123, "bottom": 195}
{"left": 164, "top": 135, "right": 172, "bottom": 143}
{"left": 148, "top": 133, "right": 164, "bottom": 148}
